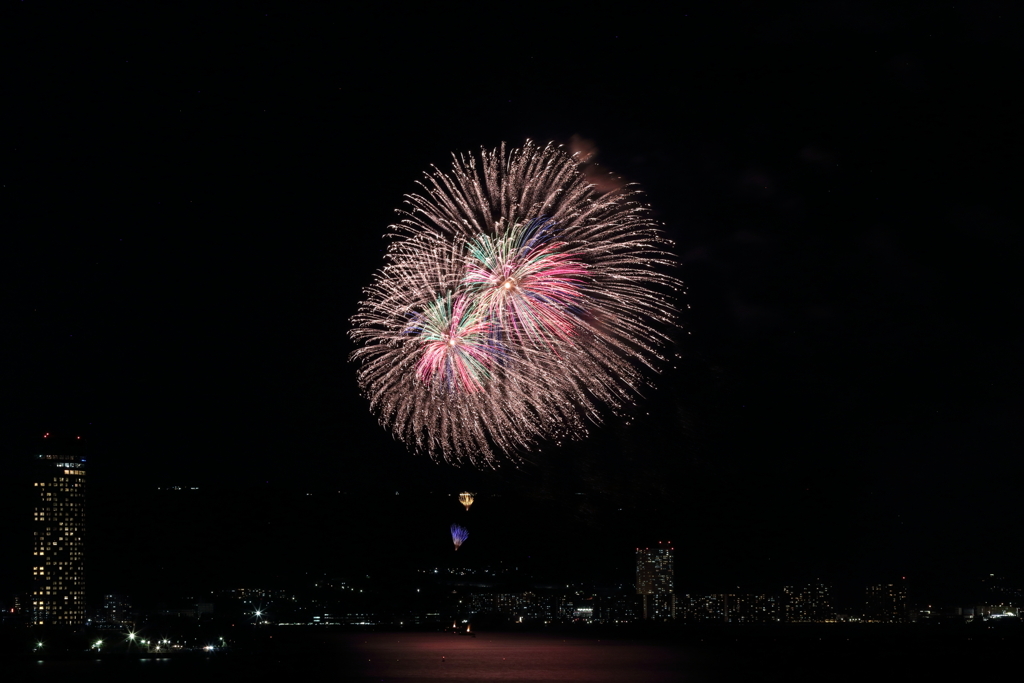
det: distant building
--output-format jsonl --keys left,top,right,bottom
{"left": 678, "top": 592, "right": 780, "bottom": 623}
{"left": 679, "top": 593, "right": 726, "bottom": 622}
{"left": 598, "top": 594, "right": 639, "bottom": 623}
{"left": 726, "top": 593, "right": 780, "bottom": 623}
{"left": 468, "top": 591, "right": 566, "bottom": 624}
{"left": 101, "top": 593, "right": 133, "bottom": 626}
{"left": 637, "top": 543, "right": 675, "bottom": 620}
{"left": 865, "top": 581, "right": 908, "bottom": 623}
{"left": 783, "top": 582, "right": 835, "bottom": 623}
{"left": 981, "top": 573, "right": 1024, "bottom": 604}
{"left": 31, "top": 436, "right": 87, "bottom": 627}
{"left": 13, "top": 593, "right": 27, "bottom": 615}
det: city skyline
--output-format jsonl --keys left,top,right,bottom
{"left": 9, "top": 542, "right": 1014, "bottom": 630}
{"left": 10, "top": 465, "right": 1017, "bottom": 616}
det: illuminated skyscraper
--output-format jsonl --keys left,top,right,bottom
{"left": 31, "top": 435, "right": 87, "bottom": 627}
{"left": 636, "top": 542, "right": 675, "bottom": 620}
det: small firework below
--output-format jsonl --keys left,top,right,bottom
{"left": 451, "top": 524, "right": 469, "bottom": 551}
{"left": 458, "top": 492, "right": 474, "bottom": 511}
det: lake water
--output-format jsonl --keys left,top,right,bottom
{"left": 21, "top": 632, "right": 698, "bottom": 682}
{"left": 345, "top": 632, "right": 694, "bottom": 681}
{"left": 19, "top": 630, "right": 1020, "bottom": 681}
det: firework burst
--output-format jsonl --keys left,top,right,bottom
{"left": 350, "top": 141, "right": 680, "bottom": 465}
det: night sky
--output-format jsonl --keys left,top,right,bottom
{"left": 2, "top": 4, "right": 1021, "bottom": 606}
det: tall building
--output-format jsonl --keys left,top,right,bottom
{"left": 636, "top": 542, "right": 675, "bottom": 620}
{"left": 865, "top": 580, "right": 908, "bottom": 623}
{"left": 31, "top": 435, "right": 87, "bottom": 627}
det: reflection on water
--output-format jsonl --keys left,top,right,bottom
{"left": 350, "top": 632, "right": 692, "bottom": 681}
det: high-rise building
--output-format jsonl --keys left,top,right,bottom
{"left": 865, "top": 580, "right": 908, "bottom": 623}
{"left": 636, "top": 542, "right": 675, "bottom": 620}
{"left": 31, "top": 435, "right": 87, "bottom": 627}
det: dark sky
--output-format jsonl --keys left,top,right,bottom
{"left": 2, "top": 3, "right": 1021, "bottom": 605}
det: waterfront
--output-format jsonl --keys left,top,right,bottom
{"left": 19, "top": 632, "right": 692, "bottom": 682}
{"left": 16, "top": 629, "right": 1024, "bottom": 682}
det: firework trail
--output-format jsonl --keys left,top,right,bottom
{"left": 350, "top": 141, "right": 680, "bottom": 465}
{"left": 451, "top": 524, "right": 469, "bottom": 550}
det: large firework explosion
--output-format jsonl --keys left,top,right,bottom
{"left": 350, "top": 141, "right": 680, "bottom": 466}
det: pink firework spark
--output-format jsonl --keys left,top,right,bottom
{"left": 463, "top": 217, "right": 588, "bottom": 345}
{"left": 413, "top": 293, "right": 498, "bottom": 393}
